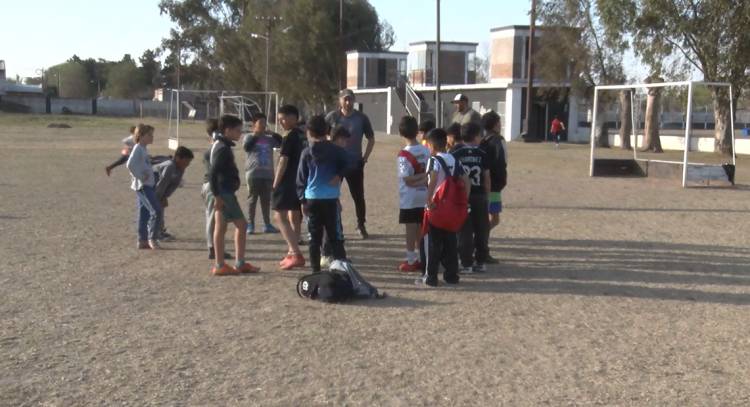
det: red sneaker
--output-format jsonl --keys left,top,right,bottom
{"left": 278, "top": 254, "right": 294, "bottom": 266}
{"left": 399, "top": 261, "right": 422, "bottom": 273}
{"left": 236, "top": 262, "right": 261, "bottom": 273}
{"left": 211, "top": 264, "right": 239, "bottom": 276}
{"left": 280, "top": 254, "right": 305, "bottom": 270}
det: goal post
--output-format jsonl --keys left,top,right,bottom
{"left": 589, "top": 80, "right": 736, "bottom": 187}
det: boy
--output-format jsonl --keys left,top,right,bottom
{"left": 418, "top": 119, "right": 435, "bottom": 147}
{"left": 297, "top": 115, "right": 350, "bottom": 273}
{"left": 243, "top": 112, "right": 282, "bottom": 234}
{"left": 105, "top": 125, "right": 136, "bottom": 176}
{"left": 273, "top": 105, "right": 308, "bottom": 270}
{"left": 550, "top": 115, "right": 566, "bottom": 148}
{"left": 209, "top": 115, "right": 261, "bottom": 275}
{"left": 446, "top": 122, "right": 462, "bottom": 151}
{"left": 396, "top": 116, "right": 429, "bottom": 273}
{"left": 480, "top": 111, "right": 508, "bottom": 264}
{"left": 202, "top": 120, "right": 232, "bottom": 260}
{"left": 418, "top": 128, "right": 469, "bottom": 287}
{"left": 153, "top": 146, "right": 193, "bottom": 241}
{"left": 319, "top": 125, "right": 353, "bottom": 269}
{"left": 452, "top": 122, "right": 491, "bottom": 273}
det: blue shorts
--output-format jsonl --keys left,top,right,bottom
{"left": 488, "top": 191, "right": 502, "bottom": 214}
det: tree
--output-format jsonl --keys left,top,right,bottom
{"left": 537, "top": 0, "right": 631, "bottom": 148}
{"left": 104, "top": 59, "right": 146, "bottom": 99}
{"left": 641, "top": 76, "right": 664, "bottom": 152}
{"left": 47, "top": 61, "right": 92, "bottom": 98}
{"left": 158, "top": 0, "right": 394, "bottom": 108}
{"left": 628, "top": 0, "right": 750, "bottom": 155}
{"left": 140, "top": 49, "right": 163, "bottom": 89}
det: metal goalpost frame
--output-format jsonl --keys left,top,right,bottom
{"left": 589, "top": 80, "right": 735, "bottom": 187}
{"left": 217, "top": 91, "right": 279, "bottom": 133}
{"left": 166, "top": 89, "right": 279, "bottom": 150}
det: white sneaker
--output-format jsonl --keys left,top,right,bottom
{"left": 148, "top": 240, "right": 161, "bottom": 250}
{"left": 460, "top": 266, "right": 474, "bottom": 274}
{"left": 320, "top": 256, "right": 333, "bottom": 269}
{"left": 473, "top": 263, "right": 487, "bottom": 273}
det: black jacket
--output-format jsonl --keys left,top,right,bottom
{"left": 208, "top": 135, "right": 241, "bottom": 195}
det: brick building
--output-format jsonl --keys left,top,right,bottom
{"left": 407, "top": 41, "right": 478, "bottom": 87}
{"left": 346, "top": 51, "right": 408, "bottom": 89}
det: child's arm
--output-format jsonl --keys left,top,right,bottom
{"left": 273, "top": 156, "right": 288, "bottom": 190}
{"left": 404, "top": 173, "right": 427, "bottom": 187}
{"left": 296, "top": 151, "right": 310, "bottom": 203}
{"left": 426, "top": 170, "right": 438, "bottom": 208}
{"left": 482, "top": 169, "right": 491, "bottom": 195}
{"left": 243, "top": 134, "right": 257, "bottom": 153}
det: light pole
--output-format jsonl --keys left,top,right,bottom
{"left": 435, "top": 0, "right": 442, "bottom": 127}
{"left": 251, "top": 32, "right": 270, "bottom": 95}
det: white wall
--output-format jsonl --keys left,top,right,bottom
{"left": 607, "top": 133, "right": 750, "bottom": 155}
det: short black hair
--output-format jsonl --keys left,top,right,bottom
{"left": 461, "top": 122, "right": 481, "bottom": 141}
{"left": 481, "top": 111, "right": 501, "bottom": 132}
{"left": 399, "top": 116, "right": 418, "bottom": 139}
{"left": 426, "top": 128, "right": 447, "bottom": 151}
{"left": 306, "top": 114, "right": 328, "bottom": 138}
{"left": 419, "top": 119, "right": 435, "bottom": 134}
{"left": 331, "top": 125, "right": 351, "bottom": 142}
{"left": 174, "top": 146, "right": 194, "bottom": 160}
{"left": 252, "top": 112, "right": 267, "bottom": 122}
{"left": 446, "top": 122, "right": 462, "bottom": 142}
{"left": 205, "top": 118, "right": 219, "bottom": 136}
{"left": 218, "top": 115, "right": 243, "bottom": 132}
{"left": 278, "top": 104, "right": 299, "bottom": 118}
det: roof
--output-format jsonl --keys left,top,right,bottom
{"left": 346, "top": 50, "right": 408, "bottom": 55}
{"left": 0, "top": 80, "right": 44, "bottom": 95}
{"left": 490, "top": 25, "right": 531, "bottom": 32}
{"left": 408, "top": 41, "right": 478, "bottom": 47}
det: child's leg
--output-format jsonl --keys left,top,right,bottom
{"left": 458, "top": 213, "right": 474, "bottom": 268}
{"left": 232, "top": 217, "right": 248, "bottom": 261}
{"left": 423, "top": 226, "right": 441, "bottom": 284}
{"left": 307, "top": 201, "right": 324, "bottom": 272}
{"left": 259, "top": 179, "right": 273, "bottom": 226}
{"left": 213, "top": 210, "right": 227, "bottom": 264}
{"left": 440, "top": 228, "right": 460, "bottom": 283}
{"left": 275, "top": 210, "right": 301, "bottom": 255}
{"left": 140, "top": 187, "right": 161, "bottom": 241}
{"left": 136, "top": 191, "right": 148, "bottom": 242}
{"left": 289, "top": 209, "right": 303, "bottom": 244}
{"left": 247, "top": 174, "right": 259, "bottom": 226}
{"left": 405, "top": 223, "right": 420, "bottom": 263}
{"left": 473, "top": 196, "right": 490, "bottom": 264}
{"left": 322, "top": 199, "right": 346, "bottom": 260}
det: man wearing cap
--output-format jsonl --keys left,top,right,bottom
{"left": 325, "top": 89, "right": 375, "bottom": 239}
{"left": 451, "top": 93, "right": 482, "bottom": 127}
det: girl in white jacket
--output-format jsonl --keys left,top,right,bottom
{"left": 126, "top": 124, "right": 162, "bottom": 249}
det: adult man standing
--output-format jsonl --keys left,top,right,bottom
{"left": 450, "top": 93, "right": 482, "bottom": 127}
{"left": 325, "top": 89, "right": 375, "bottom": 239}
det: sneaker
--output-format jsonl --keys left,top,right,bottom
{"left": 211, "top": 264, "right": 239, "bottom": 276}
{"left": 460, "top": 266, "right": 474, "bottom": 274}
{"left": 148, "top": 240, "right": 161, "bottom": 250}
{"left": 280, "top": 254, "right": 305, "bottom": 270}
{"left": 246, "top": 223, "right": 255, "bottom": 235}
{"left": 235, "top": 262, "right": 261, "bottom": 273}
{"left": 320, "top": 256, "right": 333, "bottom": 269}
{"left": 399, "top": 261, "right": 422, "bottom": 273}
{"left": 159, "top": 231, "right": 176, "bottom": 242}
{"left": 443, "top": 274, "right": 460, "bottom": 285}
{"left": 264, "top": 224, "right": 279, "bottom": 234}
{"left": 414, "top": 276, "right": 438, "bottom": 287}
{"left": 357, "top": 224, "right": 369, "bottom": 240}
{"left": 137, "top": 240, "right": 150, "bottom": 250}
{"left": 473, "top": 263, "right": 487, "bottom": 273}
{"left": 279, "top": 254, "right": 294, "bottom": 266}
{"left": 485, "top": 255, "right": 499, "bottom": 264}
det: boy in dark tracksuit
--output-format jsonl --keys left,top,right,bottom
{"left": 451, "top": 122, "right": 491, "bottom": 273}
{"left": 297, "top": 115, "right": 350, "bottom": 273}
{"left": 480, "top": 111, "right": 508, "bottom": 264}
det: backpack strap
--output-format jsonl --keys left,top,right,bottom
{"left": 433, "top": 155, "right": 454, "bottom": 178}
{"left": 398, "top": 150, "right": 423, "bottom": 173}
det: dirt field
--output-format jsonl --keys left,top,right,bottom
{"left": 2, "top": 114, "right": 750, "bottom": 406}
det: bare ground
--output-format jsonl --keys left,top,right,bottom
{"left": 2, "top": 114, "right": 750, "bottom": 406}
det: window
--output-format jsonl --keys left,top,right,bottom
{"left": 467, "top": 52, "right": 476, "bottom": 72}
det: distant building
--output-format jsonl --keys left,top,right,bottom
{"left": 346, "top": 51, "right": 407, "bottom": 90}
{"left": 407, "top": 41, "right": 478, "bottom": 87}
{"left": 0, "top": 60, "right": 44, "bottom": 96}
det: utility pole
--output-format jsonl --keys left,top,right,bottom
{"left": 435, "top": 0, "right": 442, "bottom": 127}
{"left": 339, "top": 0, "right": 344, "bottom": 90}
{"left": 256, "top": 15, "right": 281, "bottom": 116}
{"left": 524, "top": 0, "right": 537, "bottom": 139}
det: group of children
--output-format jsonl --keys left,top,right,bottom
{"left": 109, "top": 105, "right": 507, "bottom": 286}
{"left": 397, "top": 111, "right": 507, "bottom": 287}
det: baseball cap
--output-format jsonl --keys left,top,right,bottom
{"left": 451, "top": 93, "right": 468, "bottom": 103}
{"left": 339, "top": 89, "right": 355, "bottom": 98}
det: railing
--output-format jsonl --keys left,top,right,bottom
{"left": 404, "top": 82, "right": 422, "bottom": 123}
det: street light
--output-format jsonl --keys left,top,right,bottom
{"left": 250, "top": 32, "right": 270, "bottom": 95}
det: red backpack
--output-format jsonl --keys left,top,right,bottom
{"left": 423, "top": 155, "right": 468, "bottom": 233}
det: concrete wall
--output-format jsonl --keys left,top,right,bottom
{"left": 351, "top": 89, "right": 389, "bottom": 133}
{"left": 607, "top": 133, "right": 750, "bottom": 155}
{"left": 3, "top": 94, "right": 46, "bottom": 113}
{"left": 51, "top": 98, "right": 93, "bottom": 114}
{"left": 1, "top": 95, "right": 170, "bottom": 118}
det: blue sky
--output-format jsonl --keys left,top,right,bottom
{"left": 1, "top": 0, "right": 529, "bottom": 79}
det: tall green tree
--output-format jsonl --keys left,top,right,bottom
{"left": 46, "top": 61, "right": 92, "bottom": 98}
{"left": 158, "top": 0, "right": 395, "bottom": 108}
{"left": 628, "top": 0, "right": 750, "bottom": 155}
{"left": 104, "top": 57, "right": 147, "bottom": 99}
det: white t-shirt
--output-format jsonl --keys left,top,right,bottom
{"left": 427, "top": 152, "right": 458, "bottom": 199}
{"left": 397, "top": 144, "right": 430, "bottom": 209}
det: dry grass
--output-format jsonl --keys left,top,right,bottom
{"left": 2, "top": 114, "right": 750, "bottom": 406}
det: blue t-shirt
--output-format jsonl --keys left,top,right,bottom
{"left": 324, "top": 109, "right": 374, "bottom": 159}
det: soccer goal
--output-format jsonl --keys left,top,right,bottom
{"left": 589, "top": 81, "right": 736, "bottom": 187}
{"left": 166, "top": 89, "right": 278, "bottom": 151}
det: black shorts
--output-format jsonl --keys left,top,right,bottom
{"left": 399, "top": 207, "right": 424, "bottom": 224}
{"left": 272, "top": 185, "right": 301, "bottom": 211}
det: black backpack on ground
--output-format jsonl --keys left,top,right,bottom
{"left": 296, "top": 260, "right": 385, "bottom": 303}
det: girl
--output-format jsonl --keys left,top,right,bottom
{"left": 126, "top": 124, "right": 162, "bottom": 250}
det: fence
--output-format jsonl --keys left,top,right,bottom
{"left": 0, "top": 94, "right": 170, "bottom": 118}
